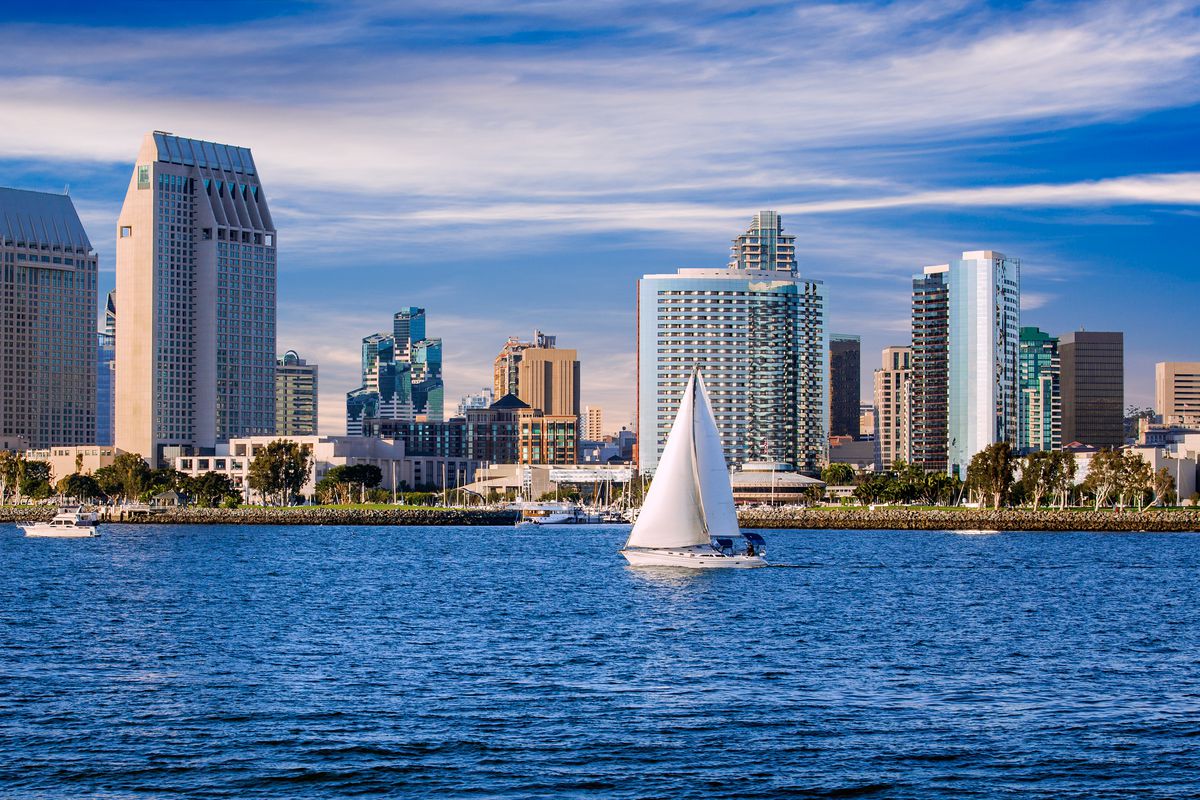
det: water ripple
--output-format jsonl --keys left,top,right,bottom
{"left": 2, "top": 525, "right": 1200, "bottom": 797}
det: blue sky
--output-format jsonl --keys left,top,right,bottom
{"left": 3, "top": 0, "right": 1199, "bottom": 434}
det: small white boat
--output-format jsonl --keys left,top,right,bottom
{"left": 620, "top": 369, "right": 766, "bottom": 569}
{"left": 20, "top": 508, "right": 101, "bottom": 538}
{"left": 513, "top": 501, "right": 597, "bottom": 526}
{"left": 953, "top": 529, "right": 1000, "bottom": 535}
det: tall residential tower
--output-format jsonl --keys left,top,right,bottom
{"left": 911, "top": 251, "right": 1020, "bottom": 477}
{"left": 0, "top": 188, "right": 97, "bottom": 449}
{"left": 1018, "top": 327, "right": 1060, "bottom": 453}
{"left": 872, "top": 346, "right": 911, "bottom": 470}
{"left": 276, "top": 350, "right": 318, "bottom": 436}
{"left": 115, "top": 132, "right": 277, "bottom": 463}
{"left": 637, "top": 212, "right": 827, "bottom": 475}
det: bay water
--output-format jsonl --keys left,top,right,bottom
{"left": 3, "top": 524, "right": 1199, "bottom": 798}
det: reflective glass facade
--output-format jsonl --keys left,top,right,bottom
{"left": 911, "top": 252, "right": 1020, "bottom": 477}
{"left": 1018, "top": 327, "right": 1060, "bottom": 453}
{"left": 347, "top": 307, "right": 444, "bottom": 435}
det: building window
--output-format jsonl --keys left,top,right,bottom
{"left": 120, "top": 226, "right": 132, "bottom": 238}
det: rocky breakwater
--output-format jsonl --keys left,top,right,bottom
{"left": 738, "top": 507, "right": 1200, "bottom": 532}
{"left": 100, "top": 506, "right": 520, "bottom": 526}
{"left": 0, "top": 507, "right": 55, "bottom": 523}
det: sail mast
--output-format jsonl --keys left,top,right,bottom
{"left": 690, "top": 367, "right": 708, "bottom": 535}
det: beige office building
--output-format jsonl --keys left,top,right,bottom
{"left": 517, "top": 347, "right": 580, "bottom": 418}
{"left": 1157, "top": 362, "right": 1200, "bottom": 426}
{"left": 276, "top": 350, "right": 318, "bottom": 436}
{"left": 583, "top": 406, "right": 603, "bottom": 440}
{"left": 493, "top": 330, "right": 556, "bottom": 398}
{"left": 0, "top": 188, "right": 97, "bottom": 449}
{"left": 873, "top": 346, "right": 911, "bottom": 470}
{"left": 115, "top": 132, "right": 277, "bottom": 464}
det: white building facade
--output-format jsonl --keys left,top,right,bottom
{"left": 940, "top": 251, "right": 1021, "bottom": 477}
{"left": 115, "top": 132, "right": 277, "bottom": 464}
{"left": 637, "top": 212, "right": 828, "bottom": 476}
{"left": 173, "top": 435, "right": 479, "bottom": 502}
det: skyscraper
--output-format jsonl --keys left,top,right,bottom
{"left": 493, "top": 330, "right": 556, "bottom": 398}
{"left": 910, "top": 268, "right": 949, "bottom": 473}
{"left": 276, "top": 350, "right": 318, "bottom": 436}
{"left": 97, "top": 290, "right": 117, "bottom": 447}
{"left": 728, "top": 210, "right": 796, "bottom": 271}
{"left": 1018, "top": 327, "right": 1060, "bottom": 453}
{"left": 0, "top": 188, "right": 97, "bottom": 449}
{"left": 873, "top": 346, "right": 911, "bottom": 470}
{"left": 347, "top": 308, "right": 444, "bottom": 435}
{"left": 829, "top": 334, "right": 861, "bottom": 439}
{"left": 1060, "top": 331, "right": 1124, "bottom": 447}
{"left": 637, "top": 212, "right": 827, "bottom": 475}
{"left": 1155, "top": 362, "right": 1200, "bottom": 427}
{"left": 517, "top": 346, "right": 580, "bottom": 418}
{"left": 911, "top": 251, "right": 1020, "bottom": 477}
{"left": 115, "top": 132, "right": 277, "bottom": 464}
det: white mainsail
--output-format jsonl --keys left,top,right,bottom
{"left": 692, "top": 372, "right": 740, "bottom": 537}
{"left": 624, "top": 370, "right": 737, "bottom": 549}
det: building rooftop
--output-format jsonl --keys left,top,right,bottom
{"left": 0, "top": 187, "right": 92, "bottom": 250}
{"left": 152, "top": 131, "right": 257, "bottom": 175}
{"left": 490, "top": 393, "right": 531, "bottom": 410}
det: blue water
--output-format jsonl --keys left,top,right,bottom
{"left": 2, "top": 525, "right": 1200, "bottom": 798}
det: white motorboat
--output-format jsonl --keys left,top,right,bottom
{"left": 19, "top": 508, "right": 101, "bottom": 538}
{"left": 620, "top": 369, "right": 766, "bottom": 569}
{"left": 953, "top": 529, "right": 1001, "bottom": 535}
{"left": 513, "top": 501, "right": 598, "bottom": 526}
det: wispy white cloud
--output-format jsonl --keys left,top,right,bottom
{"left": 1, "top": 1, "right": 1198, "bottom": 205}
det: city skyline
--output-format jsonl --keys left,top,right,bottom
{"left": 3, "top": 2, "right": 1200, "bottom": 432}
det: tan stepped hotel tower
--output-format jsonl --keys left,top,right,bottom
{"left": 115, "top": 132, "right": 277, "bottom": 465}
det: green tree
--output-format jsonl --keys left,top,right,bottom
{"left": 248, "top": 439, "right": 313, "bottom": 505}
{"left": 853, "top": 473, "right": 893, "bottom": 505}
{"left": 1117, "top": 451, "right": 1152, "bottom": 510}
{"left": 965, "top": 442, "right": 1015, "bottom": 509}
{"left": 145, "top": 467, "right": 190, "bottom": 498}
{"left": 20, "top": 460, "right": 53, "bottom": 500}
{"left": 316, "top": 463, "right": 385, "bottom": 504}
{"left": 0, "top": 450, "right": 25, "bottom": 504}
{"left": 1081, "top": 449, "right": 1121, "bottom": 510}
{"left": 1021, "top": 451, "right": 1055, "bottom": 510}
{"left": 820, "top": 463, "right": 856, "bottom": 486}
{"left": 96, "top": 452, "right": 151, "bottom": 503}
{"left": 1051, "top": 451, "right": 1077, "bottom": 509}
{"left": 1151, "top": 467, "right": 1177, "bottom": 508}
{"left": 190, "top": 471, "right": 240, "bottom": 508}
{"left": 56, "top": 473, "right": 103, "bottom": 502}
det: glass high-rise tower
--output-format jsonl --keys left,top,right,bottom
{"left": 115, "top": 132, "right": 277, "bottom": 464}
{"left": 347, "top": 307, "right": 444, "bottom": 435}
{"left": 1018, "top": 327, "right": 1060, "bottom": 453}
{"left": 911, "top": 251, "right": 1020, "bottom": 477}
{"left": 637, "top": 212, "right": 827, "bottom": 476}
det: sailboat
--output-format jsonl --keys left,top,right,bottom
{"left": 620, "top": 369, "right": 767, "bottom": 568}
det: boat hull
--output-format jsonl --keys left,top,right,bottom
{"left": 20, "top": 524, "right": 99, "bottom": 538}
{"left": 620, "top": 546, "right": 766, "bottom": 569}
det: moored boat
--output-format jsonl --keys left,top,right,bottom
{"left": 19, "top": 508, "right": 101, "bottom": 538}
{"left": 513, "top": 501, "right": 600, "bottom": 526}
